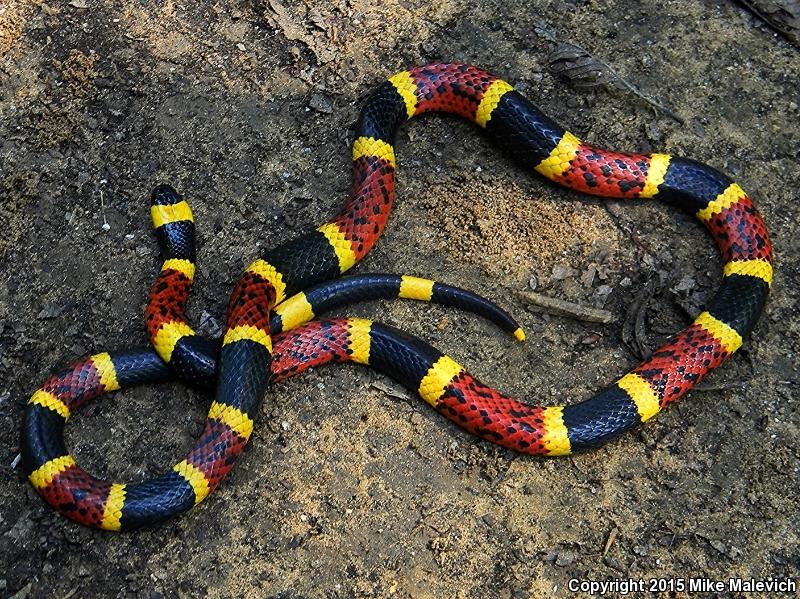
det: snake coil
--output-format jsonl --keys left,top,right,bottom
{"left": 22, "top": 64, "right": 772, "bottom": 530}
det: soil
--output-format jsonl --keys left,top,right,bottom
{"left": 1, "top": 1, "right": 798, "bottom": 597}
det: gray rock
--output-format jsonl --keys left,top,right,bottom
{"left": 309, "top": 93, "right": 334, "bottom": 114}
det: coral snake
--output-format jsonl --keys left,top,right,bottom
{"left": 22, "top": 64, "right": 772, "bottom": 530}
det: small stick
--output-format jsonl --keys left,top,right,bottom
{"left": 604, "top": 527, "right": 618, "bottom": 556}
{"left": 100, "top": 189, "right": 110, "bottom": 230}
{"left": 513, "top": 290, "right": 613, "bottom": 324}
{"left": 370, "top": 381, "right": 411, "bottom": 401}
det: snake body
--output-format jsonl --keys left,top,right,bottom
{"left": 144, "top": 185, "right": 523, "bottom": 387}
{"left": 22, "top": 64, "right": 772, "bottom": 530}
{"left": 22, "top": 191, "right": 523, "bottom": 530}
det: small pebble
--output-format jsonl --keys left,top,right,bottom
{"left": 555, "top": 550, "right": 575, "bottom": 566}
{"left": 198, "top": 311, "right": 222, "bottom": 338}
{"left": 673, "top": 275, "right": 696, "bottom": 293}
{"left": 551, "top": 264, "right": 577, "bottom": 281}
{"left": 595, "top": 284, "right": 612, "bottom": 298}
{"left": 287, "top": 535, "right": 303, "bottom": 549}
{"left": 710, "top": 539, "right": 727, "bottom": 555}
{"left": 646, "top": 122, "right": 661, "bottom": 142}
{"left": 603, "top": 556, "right": 623, "bottom": 570}
{"left": 581, "top": 266, "right": 596, "bottom": 287}
{"left": 308, "top": 93, "right": 333, "bottom": 114}
{"left": 37, "top": 304, "right": 64, "bottom": 319}
{"left": 581, "top": 333, "right": 602, "bottom": 345}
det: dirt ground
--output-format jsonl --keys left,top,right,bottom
{"left": 1, "top": 1, "right": 798, "bottom": 597}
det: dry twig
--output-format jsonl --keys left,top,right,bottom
{"left": 513, "top": 290, "right": 613, "bottom": 324}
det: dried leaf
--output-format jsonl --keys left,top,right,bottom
{"left": 68, "top": 0, "right": 88, "bottom": 8}
{"left": 308, "top": 7, "right": 328, "bottom": 31}
{"left": 548, "top": 43, "right": 620, "bottom": 90}
{"left": 268, "top": 0, "right": 307, "bottom": 42}
{"left": 738, "top": 0, "right": 800, "bottom": 46}
{"left": 622, "top": 278, "right": 657, "bottom": 359}
{"left": 548, "top": 42, "right": 684, "bottom": 123}
{"left": 267, "top": 0, "right": 336, "bottom": 64}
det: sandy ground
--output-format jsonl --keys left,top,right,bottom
{"left": 1, "top": 1, "right": 798, "bottom": 597}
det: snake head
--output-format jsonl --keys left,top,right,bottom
{"left": 151, "top": 183, "right": 181, "bottom": 205}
